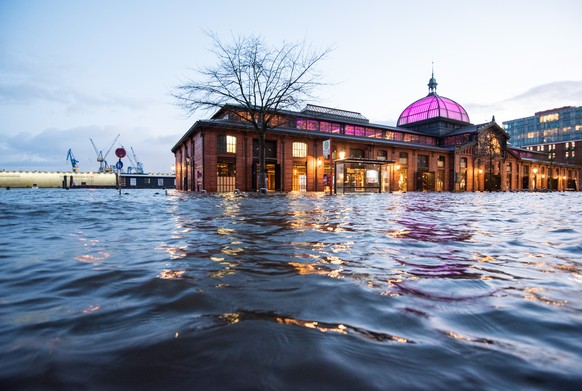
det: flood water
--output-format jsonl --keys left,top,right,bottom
{"left": 1, "top": 189, "right": 581, "bottom": 390}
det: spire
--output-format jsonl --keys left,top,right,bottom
{"left": 428, "top": 62, "right": 438, "bottom": 95}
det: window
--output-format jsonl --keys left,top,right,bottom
{"left": 158, "top": 179, "right": 164, "bottom": 187}
{"left": 217, "top": 135, "right": 236, "bottom": 153}
{"left": 417, "top": 155, "right": 429, "bottom": 170}
{"left": 297, "top": 119, "right": 318, "bottom": 131}
{"left": 437, "top": 156, "right": 445, "bottom": 168}
{"left": 377, "top": 150, "right": 387, "bottom": 160}
{"left": 293, "top": 142, "right": 307, "bottom": 158}
{"left": 385, "top": 131, "right": 403, "bottom": 141}
{"left": 399, "top": 152, "right": 408, "bottom": 165}
{"left": 350, "top": 148, "right": 364, "bottom": 158}
{"left": 540, "top": 113, "right": 559, "bottom": 123}
{"left": 460, "top": 157, "right": 468, "bottom": 168}
{"left": 130, "top": 178, "right": 137, "bottom": 186}
{"left": 345, "top": 125, "right": 365, "bottom": 137}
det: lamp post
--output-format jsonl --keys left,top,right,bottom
{"left": 316, "top": 158, "right": 321, "bottom": 191}
{"left": 478, "top": 169, "right": 483, "bottom": 191}
{"left": 533, "top": 168, "right": 538, "bottom": 191}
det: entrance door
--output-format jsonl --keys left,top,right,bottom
{"left": 293, "top": 163, "right": 307, "bottom": 191}
{"left": 415, "top": 172, "right": 435, "bottom": 191}
{"left": 485, "top": 173, "right": 501, "bottom": 191}
{"left": 266, "top": 163, "right": 276, "bottom": 191}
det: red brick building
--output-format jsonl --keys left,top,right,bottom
{"left": 172, "top": 75, "right": 580, "bottom": 193}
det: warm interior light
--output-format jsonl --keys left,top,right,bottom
{"left": 478, "top": 169, "right": 483, "bottom": 174}
{"left": 533, "top": 168, "right": 538, "bottom": 174}
{"left": 395, "top": 164, "right": 400, "bottom": 171}
{"left": 339, "top": 151, "right": 346, "bottom": 159}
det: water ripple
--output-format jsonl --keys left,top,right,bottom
{"left": 1, "top": 189, "right": 581, "bottom": 390}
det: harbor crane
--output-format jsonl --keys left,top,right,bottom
{"left": 90, "top": 134, "right": 120, "bottom": 172}
{"left": 66, "top": 149, "right": 80, "bottom": 172}
{"left": 124, "top": 146, "right": 145, "bottom": 174}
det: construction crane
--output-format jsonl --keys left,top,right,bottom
{"left": 90, "top": 134, "right": 120, "bottom": 172}
{"left": 66, "top": 149, "right": 80, "bottom": 172}
{"left": 124, "top": 146, "right": 144, "bottom": 174}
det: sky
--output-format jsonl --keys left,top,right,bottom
{"left": 1, "top": 0, "right": 581, "bottom": 173}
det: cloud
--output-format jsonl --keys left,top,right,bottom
{"left": 0, "top": 125, "right": 175, "bottom": 173}
{"left": 464, "top": 80, "right": 582, "bottom": 124}
{"left": 0, "top": 79, "right": 153, "bottom": 114}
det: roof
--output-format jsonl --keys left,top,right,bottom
{"left": 301, "top": 104, "right": 369, "bottom": 124}
{"left": 397, "top": 93, "right": 470, "bottom": 126}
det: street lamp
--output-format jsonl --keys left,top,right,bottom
{"left": 533, "top": 168, "right": 538, "bottom": 191}
{"left": 478, "top": 169, "right": 483, "bottom": 191}
{"left": 316, "top": 159, "right": 322, "bottom": 191}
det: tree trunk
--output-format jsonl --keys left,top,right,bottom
{"left": 258, "top": 130, "right": 267, "bottom": 193}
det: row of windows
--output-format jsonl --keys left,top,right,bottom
{"left": 540, "top": 114, "right": 560, "bottom": 123}
{"left": 296, "top": 119, "right": 437, "bottom": 146}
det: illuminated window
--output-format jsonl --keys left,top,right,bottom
{"left": 399, "top": 152, "right": 408, "bottom": 165}
{"left": 297, "top": 119, "right": 318, "bottom": 131}
{"left": 540, "top": 113, "right": 559, "bottom": 123}
{"left": 437, "top": 156, "right": 445, "bottom": 168}
{"left": 292, "top": 142, "right": 307, "bottom": 158}
{"left": 377, "top": 150, "right": 387, "bottom": 160}
{"left": 217, "top": 135, "right": 236, "bottom": 153}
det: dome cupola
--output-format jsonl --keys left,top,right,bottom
{"left": 397, "top": 70, "right": 470, "bottom": 127}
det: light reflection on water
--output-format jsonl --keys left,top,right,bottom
{"left": 0, "top": 189, "right": 581, "bottom": 390}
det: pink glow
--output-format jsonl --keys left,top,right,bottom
{"left": 397, "top": 95, "right": 470, "bottom": 126}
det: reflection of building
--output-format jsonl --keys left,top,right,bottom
{"left": 172, "top": 73, "right": 580, "bottom": 193}
{"left": 503, "top": 106, "right": 582, "bottom": 189}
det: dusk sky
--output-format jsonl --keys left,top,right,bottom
{"left": 1, "top": 0, "right": 581, "bottom": 173}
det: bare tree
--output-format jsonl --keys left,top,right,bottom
{"left": 475, "top": 127, "right": 503, "bottom": 191}
{"left": 172, "top": 32, "right": 331, "bottom": 192}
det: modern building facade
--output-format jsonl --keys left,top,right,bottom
{"left": 503, "top": 106, "right": 582, "bottom": 188}
{"left": 172, "top": 75, "right": 580, "bottom": 193}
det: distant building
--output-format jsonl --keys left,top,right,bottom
{"left": 503, "top": 106, "right": 582, "bottom": 187}
{"left": 172, "top": 74, "right": 580, "bottom": 193}
{"left": 119, "top": 173, "right": 176, "bottom": 189}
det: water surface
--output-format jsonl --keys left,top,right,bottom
{"left": 1, "top": 189, "right": 581, "bottom": 390}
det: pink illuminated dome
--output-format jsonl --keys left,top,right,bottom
{"left": 397, "top": 72, "right": 470, "bottom": 126}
